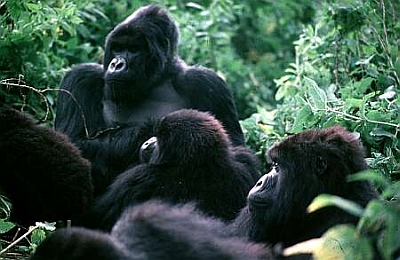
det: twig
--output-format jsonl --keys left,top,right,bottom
{"left": 0, "top": 225, "right": 38, "bottom": 256}
{"left": 0, "top": 79, "right": 90, "bottom": 139}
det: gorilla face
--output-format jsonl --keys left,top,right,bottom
{"left": 104, "top": 32, "right": 148, "bottom": 87}
{"left": 247, "top": 136, "right": 329, "bottom": 220}
{"left": 103, "top": 5, "right": 179, "bottom": 101}
{"left": 247, "top": 167, "right": 278, "bottom": 212}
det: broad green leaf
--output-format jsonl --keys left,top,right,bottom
{"left": 355, "top": 77, "right": 373, "bottom": 95}
{"left": 305, "top": 77, "right": 327, "bottom": 110}
{"left": 307, "top": 194, "right": 364, "bottom": 217}
{"left": 358, "top": 200, "right": 400, "bottom": 260}
{"left": 366, "top": 110, "right": 390, "bottom": 121}
{"left": 314, "top": 225, "right": 373, "bottom": 260}
{"left": 289, "top": 105, "right": 313, "bottom": 133}
{"left": 25, "top": 3, "right": 41, "bottom": 12}
{"left": 370, "top": 128, "right": 394, "bottom": 138}
{"left": 345, "top": 98, "right": 364, "bottom": 109}
{"left": 0, "top": 219, "right": 15, "bottom": 234}
{"left": 31, "top": 229, "right": 47, "bottom": 245}
{"left": 381, "top": 182, "right": 400, "bottom": 199}
{"left": 347, "top": 170, "right": 391, "bottom": 188}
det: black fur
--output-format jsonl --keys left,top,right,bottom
{"left": 29, "top": 228, "right": 130, "bottom": 260}
{"left": 54, "top": 5, "right": 244, "bottom": 196}
{"left": 31, "top": 200, "right": 273, "bottom": 260}
{"left": 231, "top": 126, "right": 379, "bottom": 247}
{"left": 0, "top": 105, "right": 93, "bottom": 225}
{"left": 92, "top": 109, "right": 259, "bottom": 230}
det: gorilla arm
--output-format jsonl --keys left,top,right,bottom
{"left": 173, "top": 65, "right": 245, "bottom": 146}
{"left": 55, "top": 66, "right": 157, "bottom": 195}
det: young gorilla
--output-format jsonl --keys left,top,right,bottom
{"left": 91, "top": 109, "right": 259, "bottom": 230}
{"left": 231, "top": 126, "right": 379, "bottom": 247}
{"left": 55, "top": 5, "right": 245, "bottom": 196}
{"left": 30, "top": 200, "right": 273, "bottom": 260}
{"left": 0, "top": 105, "right": 93, "bottom": 226}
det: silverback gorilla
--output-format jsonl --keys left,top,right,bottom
{"left": 30, "top": 200, "right": 273, "bottom": 260}
{"left": 231, "top": 126, "right": 378, "bottom": 247}
{"left": 91, "top": 109, "right": 259, "bottom": 230}
{"left": 54, "top": 5, "right": 245, "bottom": 196}
{"left": 0, "top": 105, "right": 93, "bottom": 226}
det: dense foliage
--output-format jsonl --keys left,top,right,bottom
{"left": 0, "top": 0, "right": 399, "bottom": 258}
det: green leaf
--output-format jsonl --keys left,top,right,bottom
{"left": 314, "top": 225, "right": 373, "bottom": 260}
{"left": 35, "top": 222, "right": 56, "bottom": 231}
{"left": 186, "top": 2, "right": 205, "bottom": 10}
{"left": 0, "top": 219, "right": 15, "bottom": 234}
{"left": 31, "top": 229, "right": 47, "bottom": 245}
{"left": 358, "top": 200, "right": 400, "bottom": 260}
{"left": 347, "top": 170, "right": 391, "bottom": 188}
{"left": 289, "top": 105, "right": 313, "bottom": 133}
{"left": 366, "top": 110, "right": 389, "bottom": 122}
{"left": 25, "top": 3, "right": 41, "bottom": 12}
{"left": 307, "top": 194, "right": 364, "bottom": 217}
{"left": 355, "top": 77, "right": 373, "bottom": 95}
{"left": 305, "top": 77, "right": 327, "bottom": 110}
{"left": 346, "top": 98, "right": 364, "bottom": 108}
{"left": 370, "top": 128, "right": 394, "bottom": 138}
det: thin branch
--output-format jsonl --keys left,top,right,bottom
{"left": 0, "top": 79, "right": 90, "bottom": 138}
{"left": 0, "top": 226, "right": 38, "bottom": 256}
{"left": 305, "top": 98, "right": 400, "bottom": 132}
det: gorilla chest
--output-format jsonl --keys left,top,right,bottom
{"left": 103, "top": 81, "right": 188, "bottom": 125}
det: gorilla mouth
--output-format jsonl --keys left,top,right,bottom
{"left": 248, "top": 200, "right": 269, "bottom": 214}
{"left": 249, "top": 198, "right": 269, "bottom": 208}
{"left": 106, "top": 78, "right": 130, "bottom": 85}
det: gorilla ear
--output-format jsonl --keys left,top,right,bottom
{"left": 316, "top": 156, "right": 327, "bottom": 176}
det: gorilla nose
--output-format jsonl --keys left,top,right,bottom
{"left": 108, "top": 57, "right": 127, "bottom": 73}
{"left": 248, "top": 174, "right": 268, "bottom": 196}
{"left": 139, "top": 137, "right": 158, "bottom": 163}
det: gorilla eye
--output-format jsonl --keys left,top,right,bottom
{"left": 272, "top": 161, "right": 279, "bottom": 171}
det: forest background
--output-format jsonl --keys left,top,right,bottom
{"left": 0, "top": 0, "right": 399, "bottom": 259}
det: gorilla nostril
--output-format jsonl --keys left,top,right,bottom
{"left": 108, "top": 57, "right": 126, "bottom": 73}
{"left": 115, "top": 60, "right": 126, "bottom": 71}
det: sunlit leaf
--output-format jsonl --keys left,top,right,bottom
{"left": 35, "top": 222, "right": 56, "bottom": 231}
{"left": 347, "top": 170, "right": 391, "bottom": 188}
{"left": 0, "top": 219, "right": 15, "bottom": 234}
{"left": 358, "top": 200, "right": 400, "bottom": 260}
{"left": 370, "top": 128, "right": 395, "bottom": 138}
{"left": 305, "top": 77, "right": 327, "bottom": 110}
{"left": 314, "top": 225, "right": 373, "bottom": 260}
{"left": 307, "top": 194, "right": 364, "bottom": 217}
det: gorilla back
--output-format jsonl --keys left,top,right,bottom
{"left": 0, "top": 105, "right": 93, "bottom": 225}
{"left": 55, "top": 5, "right": 244, "bottom": 195}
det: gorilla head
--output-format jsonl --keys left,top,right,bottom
{"left": 140, "top": 108, "right": 231, "bottom": 166}
{"left": 233, "top": 126, "right": 378, "bottom": 246}
{"left": 104, "top": 5, "right": 179, "bottom": 101}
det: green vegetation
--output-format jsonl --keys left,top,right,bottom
{"left": 0, "top": 0, "right": 399, "bottom": 258}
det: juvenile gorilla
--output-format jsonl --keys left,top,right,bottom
{"left": 231, "top": 126, "right": 378, "bottom": 247}
{"left": 55, "top": 5, "right": 244, "bottom": 196}
{"left": 0, "top": 105, "right": 93, "bottom": 225}
{"left": 92, "top": 109, "right": 259, "bottom": 230}
{"left": 31, "top": 200, "right": 273, "bottom": 260}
